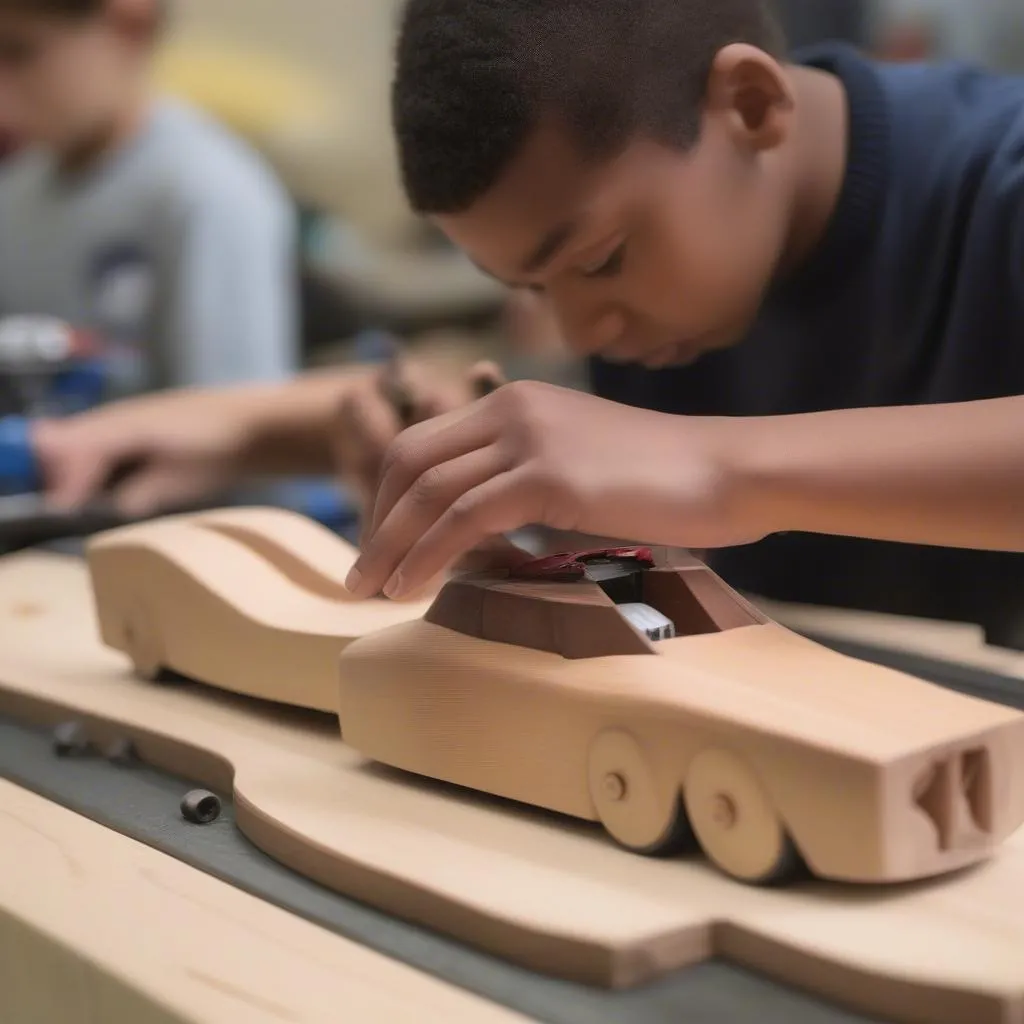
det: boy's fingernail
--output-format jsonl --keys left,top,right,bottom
{"left": 383, "top": 571, "right": 404, "bottom": 599}
{"left": 345, "top": 567, "right": 362, "bottom": 592}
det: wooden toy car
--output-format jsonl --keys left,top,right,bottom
{"left": 86, "top": 507, "right": 435, "bottom": 713}
{"left": 337, "top": 548, "right": 1024, "bottom": 885}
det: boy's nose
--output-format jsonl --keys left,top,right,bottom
{"left": 562, "top": 308, "right": 626, "bottom": 357}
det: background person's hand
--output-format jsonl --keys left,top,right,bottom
{"left": 331, "top": 353, "right": 506, "bottom": 517}
{"left": 31, "top": 392, "right": 252, "bottom": 518}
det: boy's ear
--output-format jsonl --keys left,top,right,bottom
{"left": 704, "top": 43, "right": 795, "bottom": 153}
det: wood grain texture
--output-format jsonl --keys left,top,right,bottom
{"left": 0, "top": 776, "right": 529, "bottom": 1024}
{"left": 1, "top": 553, "right": 1024, "bottom": 1023}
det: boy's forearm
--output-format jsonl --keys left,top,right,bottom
{"left": 728, "top": 396, "right": 1024, "bottom": 552}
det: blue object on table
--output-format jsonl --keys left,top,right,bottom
{"left": 0, "top": 415, "right": 39, "bottom": 495}
{"left": 50, "top": 360, "right": 109, "bottom": 414}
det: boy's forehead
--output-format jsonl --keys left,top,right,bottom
{"left": 434, "top": 119, "right": 693, "bottom": 280}
{"left": 434, "top": 121, "right": 628, "bottom": 279}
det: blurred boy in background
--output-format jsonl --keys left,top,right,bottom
{"left": 0, "top": 0, "right": 297, "bottom": 398}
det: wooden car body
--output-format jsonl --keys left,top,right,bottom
{"left": 86, "top": 507, "right": 433, "bottom": 713}
{"left": 338, "top": 550, "right": 1024, "bottom": 884}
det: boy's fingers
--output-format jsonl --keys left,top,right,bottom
{"left": 348, "top": 443, "right": 505, "bottom": 598}
{"left": 453, "top": 535, "right": 535, "bottom": 572}
{"left": 382, "top": 469, "right": 534, "bottom": 598}
{"left": 367, "top": 400, "right": 495, "bottom": 538}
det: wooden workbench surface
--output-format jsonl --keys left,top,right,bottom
{"left": 3, "top": 551, "right": 1024, "bottom": 1024}
{"left": 0, "top": 776, "right": 527, "bottom": 1024}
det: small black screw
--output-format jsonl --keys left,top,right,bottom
{"left": 52, "top": 721, "right": 93, "bottom": 758}
{"left": 104, "top": 738, "right": 137, "bottom": 766}
{"left": 180, "top": 789, "right": 221, "bottom": 824}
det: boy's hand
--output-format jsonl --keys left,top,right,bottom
{"left": 345, "top": 380, "right": 760, "bottom": 599}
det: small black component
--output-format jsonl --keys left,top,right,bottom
{"left": 104, "top": 737, "right": 138, "bottom": 766}
{"left": 180, "top": 789, "right": 222, "bottom": 824}
{"left": 52, "top": 721, "right": 93, "bottom": 758}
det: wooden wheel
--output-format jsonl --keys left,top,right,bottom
{"left": 683, "top": 748, "right": 800, "bottom": 885}
{"left": 587, "top": 730, "right": 692, "bottom": 855}
{"left": 121, "top": 605, "right": 163, "bottom": 681}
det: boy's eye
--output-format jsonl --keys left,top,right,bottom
{"left": 581, "top": 243, "right": 627, "bottom": 279}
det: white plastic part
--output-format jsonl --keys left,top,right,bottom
{"left": 618, "top": 603, "right": 676, "bottom": 642}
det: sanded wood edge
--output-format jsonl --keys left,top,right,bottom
{"left": 0, "top": 778, "right": 530, "bottom": 1024}
{"left": 235, "top": 790, "right": 712, "bottom": 989}
{"left": 715, "top": 921, "right": 1022, "bottom": 1024}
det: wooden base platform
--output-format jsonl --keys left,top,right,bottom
{"left": 0, "top": 553, "right": 1021, "bottom": 1024}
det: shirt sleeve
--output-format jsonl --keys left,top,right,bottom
{"left": 155, "top": 171, "right": 300, "bottom": 389}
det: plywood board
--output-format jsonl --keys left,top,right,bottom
{"left": 0, "top": 553, "right": 1022, "bottom": 1024}
{"left": 0, "top": 776, "right": 528, "bottom": 1024}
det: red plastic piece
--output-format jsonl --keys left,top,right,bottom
{"left": 509, "top": 547, "right": 655, "bottom": 581}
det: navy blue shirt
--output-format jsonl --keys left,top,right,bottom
{"left": 591, "top": 43, "right": 1024, "bottom": 643}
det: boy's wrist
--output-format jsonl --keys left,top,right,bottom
{"left": 710, "top": 414, "right": 806, "bottom": 542}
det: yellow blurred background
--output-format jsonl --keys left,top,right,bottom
{"left": 157, "top": 0, "right": 410, "bottom": 247}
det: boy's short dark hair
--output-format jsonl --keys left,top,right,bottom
{"left": 393, "top": 0, "right": 785, "bottom": 215}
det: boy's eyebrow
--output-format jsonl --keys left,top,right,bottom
{"left": 520, "top": 220, "right": 577, "bottom": 273}
{"left": 468, "top": 218, "right": 581, "bottom": 288}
